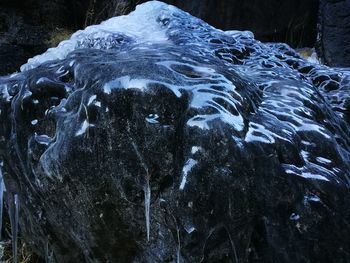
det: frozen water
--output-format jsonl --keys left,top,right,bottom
{"left": 8, "top": 194, "right": 19, "bottom": 263}
{"left": 179, "top": 158, "right": 198, "bottom": 190}
{"left": 75, "top": 120, "right": 90, "bottom": 137}
{"left": 20, "top": 1, "right": 174, "bottom": 71}
{"left": 144, "top": 179, "right": 151, "bottom": 241}
{"left": 0, "top": 167, "right": 4, "bottom": 239}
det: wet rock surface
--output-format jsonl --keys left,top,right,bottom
{"left": 1, "top": 2, "right": 350, "bottom": 262}
{"left": 317, "top": 0, "right": 350, "bottom": 67}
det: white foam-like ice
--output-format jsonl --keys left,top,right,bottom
{"left": 20, "top": 1, "right": 173, "bottom": 72}
{"left": 103, "top": 76, "right": 149, "bottom": 93}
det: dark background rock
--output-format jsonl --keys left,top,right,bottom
{"left": 90, "top": 0, "right": 319, "bottom": 48}
{"left": 0, "top": 0, "right": 87, "bottom": 75}
{"left": 317, "top": 0, "right": 350, "bottom": 67}
{"left": 0, "top": 0, "right": 320, "bottom": 76}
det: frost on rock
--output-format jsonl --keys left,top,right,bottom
{"left": 20, "top": 1, "right": 173, "bottom": 71}
{"left": 0, "top": 1, "right": 350, "bottom": 262}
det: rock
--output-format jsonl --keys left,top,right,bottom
{"left": 1, "top": 1, "right": 350, "bottom": 262}
{"left": 317, "top": 0, "right": 350, "bottom": 67}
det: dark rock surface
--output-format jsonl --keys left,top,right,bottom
{"left": 1, "top": 1, "right": 350, "bottom": 262}
{"left": 0, "top": 0, "right": 319, "bottom": 76}
{"left": 317, "top": 0, "right": 350, "bottom": 67}
{"left": 0, "top": 0, "right": 86, "bottom": 75}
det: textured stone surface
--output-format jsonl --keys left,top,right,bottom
{"left": 317, "top": 0, "right": 350, "bottom": 67}
{"left": 1, "top": 2, "right": 350, "bottom": 262}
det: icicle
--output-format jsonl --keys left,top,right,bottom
{"left": 45, "top": 240, "right": 54, "bottom": 263}
{"left": 0, "top": 166, "right": 4, "bottom": 240}
{"left": 176, "top": 220, "right": 181, "bottom": 263}
{"left": 130, "top": 140, "right": 152, "bottom": 241}
{"left": 8, "top": 193, "right": 19, "bottom": 263}
{"left": 144, "top": 176, "right": 151, "bottom": 241}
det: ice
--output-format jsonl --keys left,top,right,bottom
{"left": 290, "top": 213, "right": 300, "bottom": 220}
{"left": 285, "top": 167, "right": 330, "bottom": 182}
{"left": 20, "top": 1, "right": 173, "bottom": 71}
{"left": 34, "top": 134, "right": 53, "bottom": 145}
{"left": 87, "top": 95, "right": 97, "bottom": 106}
{"left": 75, "top": 120, "right": 90, "bottom": 136}
{"left": 316, "top": 157, "right": 332, "bottom": 165}
{"left": 0, "top": 84, "right": 12, "bottom": 102}
{"left": 184, "top": 221, "right": 196, "bottom": 234}
{"left": 144, "top": 178, "right": 151, "bottom": 241}
{"left": 190, "top": 146, "right": 202, "bottom": 154}
{"left": 225, "top": 30, "right": 254, "bottom": 39}
{"left": 176, "top": 223, "right": 181, "bottom": 263}
{"left": 102, "top": 76, "right": 151, "bottom": 95}
{"left": 300, "top": 172, "right": 330, "bottom": 181}
{"left": 130, "top": 141, "right": 151, "bottom": 241}
{"left": 146, "top": 114, "right": 160, "bottom": 124}
{"left": 304, "top": 194, "right": 321, "bottom": 205}
{"left": 179, "top": 158, "right": 198, "bottom": 190}
{"left": 45, "top": 240, "right": 54, "bottom": 263}
{"left": 245, "top": 123, "right": 276, "bottom": 144}
{"left": 8, "top": 194, "right": 19, "bottom": 263}
{"left": 306, "top": 51, "right": 320, "bottom": 65}
{"left": 31, "top": 119, "right": 38, "bottom": 125}
{"left": 0, "top": 167, "right": 4, "bottom": 239}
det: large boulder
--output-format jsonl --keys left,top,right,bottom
{"left": 317, "top": 0, "right": 350, "bottom": 67}
{"left": 1, "top": 1, "right": 350, "bottom": 262}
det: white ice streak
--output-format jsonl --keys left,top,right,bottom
{"left": 225, "top": 30, "right": 254, "bottom": 39}
{"left": 179, "top": 158, "right": 198, "bottom": 190}
{"left": 0, "top": 167, "right": 4, "bottom": 239}
{"left": 75, "top": 120, "right": 91, "bottom": 136}
{"left": 144, "top": 180, "right": 151, "bottom": 241}
{"left": 285, "top": 166, "right": 330, "bottom": 182}
{"left": 8, "top": 194, "right": 19, "bottom": 263}
{"left": 1, "top": 84, "right": 12, "bottom": 102}
{"left": 304, "top": 194, "right": 321, "bottom": 204}
{"left": 31, "top": 119, "right": 38, "bottom": 125}
{"left": 130, "top": 141, "right": 151, "bottom": 241}
{"left": 191, "top": 146, "right": 203, "bottom": 154}
{"left": 103, "top": 76, "right": 148, "bottom": 94}
{"left": 87, "top": 95, "right": 97, "bottom": 106}
{"left": 21, "top": 1, "right": 172, "bottom": 71}
{"left": 316, "top": 157, "right": 332, "bottom": 165}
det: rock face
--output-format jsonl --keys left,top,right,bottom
{"left": 1, "top": 1, "right": 350, "bottom": 262}
{"left": 317, "top": 0, "right": 350, "bottom": 67}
